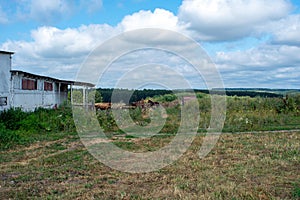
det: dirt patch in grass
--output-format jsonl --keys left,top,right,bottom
{"left": 0, "top": 131, "right": 299, "bottom": 199}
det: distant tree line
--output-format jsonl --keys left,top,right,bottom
{"left": 98, "top": 88, "right": 174, "bottom": 103}
{"left": 183, "top": 89, "right": 283, "bottom": 98}
{"left": 98, "top": 88, "right": 285, "bottom": 102}
{"left": 70, "top": 88, "right": 286, "bottom": 104}
{"left": 210, "top": 90, "right": 283, "bottom": 98}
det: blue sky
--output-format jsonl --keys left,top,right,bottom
{"left": 0, "top": 0, "right": 300, "bottom": 89}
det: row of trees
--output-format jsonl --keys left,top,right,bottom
{"left": 99, "top": 88, "right": 173, "bottom": 103}
{"left": 71, "top": 88, "right": 174, "bottom": 104}
{"left": 70, "top": 88, "right": 286, "bottom": 104}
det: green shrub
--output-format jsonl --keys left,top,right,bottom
{"left": 97, "top": 110, "right": 118, "bottom": 132}
{"left": 0, "top": 106, "right": 76, "bottom": 149}
{"left": 0, "top": 108, "right": 28, "bottom": 130}
{"left": 0, "top": 122, "right": 20, "bottom": 149}
{"left": 153, "top": 94, "right": 177, "bottom": 102}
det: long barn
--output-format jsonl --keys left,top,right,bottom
{"left": 0, "top": 51, "right": 94, "bottom": 111}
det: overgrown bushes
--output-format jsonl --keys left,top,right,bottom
{"left": 95, "top": 93, "right": 300, "bottom": 134}
{"left": 0, "top": 122, "right": 19, "bottom": 149}
{"left": 0, "top": 106, "right": 76, "bottom": 149}
{"left": 1, "top": 93, "right": 299, "bottom": 149}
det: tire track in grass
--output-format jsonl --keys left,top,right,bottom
{"left": 1, "top": 140, "right": 83, "bottom": 168}
{"left": 2, "top": 129, "right": 299, "bottom": 169}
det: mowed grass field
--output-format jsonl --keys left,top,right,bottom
{"left": 1, "top": 93, "right": 299, "bottom": 199}
{"left": 1, "top": 130, "right": 299, "bottom": 199}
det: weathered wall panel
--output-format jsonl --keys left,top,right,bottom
{"left": 0, "top": 53, "right": 12, "bottom": 111}
{"left": 1, "top": 51, "right": 92, "bottom": 112}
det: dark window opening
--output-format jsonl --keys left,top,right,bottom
{"left": 60, "top": 84, "right": 68, "bottom": 92}
{"left": 44, "top": 82, "right": 53, "bottom": 91}
{"left": 0, "top": 97, "right": 7, "bottom": 106}
{"left": 22, "top": 79, "right": 37, "bottom": 90}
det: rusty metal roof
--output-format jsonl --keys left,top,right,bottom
{"left": 11, "top": 70, "right": 95, "bottom": 87}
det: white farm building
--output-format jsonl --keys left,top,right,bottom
{"left": 0, "top": 51, "right": 94, "bottom": 111}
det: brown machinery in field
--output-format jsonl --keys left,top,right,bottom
{"left": 94, "top": 102, "right": 111, "bottom": 111}
{"left": 95, "top": 99, "right": 160, "bottom": 111}
{"left": 131, "top": 99, "right": 159, "bottom": 109}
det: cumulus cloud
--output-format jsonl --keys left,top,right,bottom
{"left": 215, "top": 44, "right": 300, "bottom": 88}
{"left": 75, "top": 28, "right": 216, "bottom": 88}
{"left": 1, "top": 23, "right": 212, "bottom": 88}
{"left": 178, "top": 0, "right": 293, "bottom": 41}
{"left": 1, "top": 24, "right": 120, "bottom": 79}
{"left": 271, "top": 15, "right": 300, "bottom": 46}
{"left": 119, "top": 8, "right": 185, "bottom": 32}
{"left": 1, "top": 0, "right": 299, "bottom": 88}
{"left": 0, "top": 7, "right": 192, "bottom": 81}
{"left": 29, "top": 24, "right": 119, "bottom": 57}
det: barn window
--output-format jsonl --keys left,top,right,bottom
{"left": 22, "top": 79, "right": 37, "bottom": 90}
{"left": 44, "top": 81, "right": 53, "bottom": 91}
{"left": 60, "top": 84, "right": 68, "bottom": 92}
{"left": 0, "top": 97, "right": 7, "bottom": 106}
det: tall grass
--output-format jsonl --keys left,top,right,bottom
{"left": 223, "top": 95, "right": 300, "bottom": 132}
{"left": 0, "top": 106, "right": 76, "bottom": 149}
{"left": 1, "top": 93, "right": 299, "bottom": 149}
{"left": 96, "top": 93, "right": 300, "bottom": 134}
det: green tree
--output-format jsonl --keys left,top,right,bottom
{"left": 87, "top": 90, "right": 102, "bottom": 103}
{"left": 72, "top": 90, "right": 83, "bottom": 104}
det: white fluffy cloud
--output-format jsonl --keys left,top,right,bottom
{"left": 1, "top": 24, "right": 120, "bottom": 79}
{"left": 4, "top": 24, "right": 118, "bottom": 57}
{"left": 1, "top": 0, "right": 300, "bottom": 88}
{"left": 272, "top": 15, "right": 300, "bottom": 46}
{"left": 29, "top": 24, "right": 118, "bottom": 57}
{"left": 119, "top": 8, "right": 185, "bottom": 32}
{"left": 1, "top": 8, "right": 189, "bottom": 80}
{"left": 178, "top": 0, "right": 293, "bottom": 41}
{"left": 215, "top": 44, "right": 300, "bottom": 88}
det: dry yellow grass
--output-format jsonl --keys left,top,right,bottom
{"left": 0, "top": 131, "right": 299, "bottom": 199}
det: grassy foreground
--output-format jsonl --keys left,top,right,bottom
{"left": 1, "top": 130, "right": 299, "bottom": 199}
{"left": 0, "top": 93, "right": 299, "bottom": 199}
